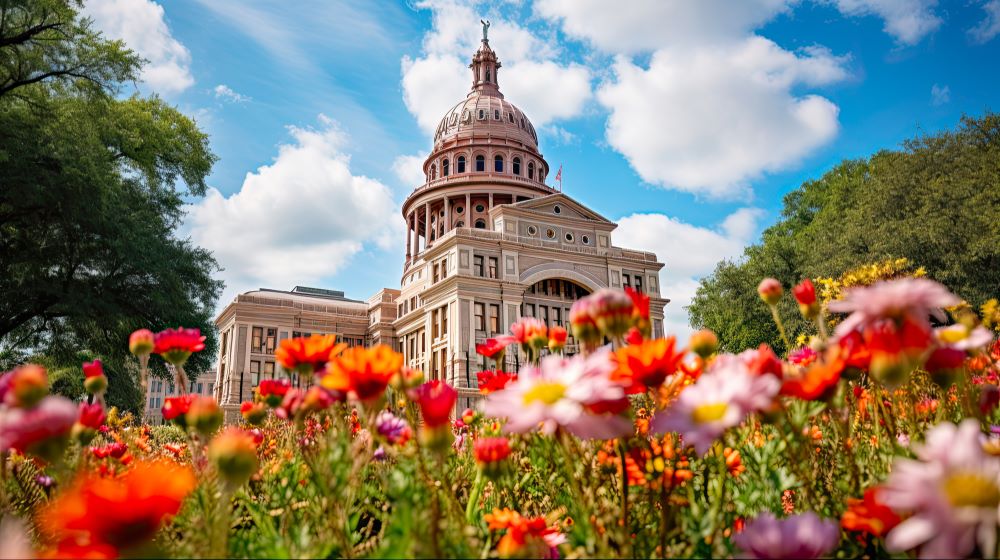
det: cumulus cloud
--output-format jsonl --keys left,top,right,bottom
{"left": 597, "top": 38, "right": 845, "bottom": 198}
{"left": 186, "top": 115, "right": 397, "bottom": 304}
{"left": 213, "top": 84, "right": 251, "bottom": 103}
{"left": 83, "top": 0, "right": 194, "bottom": 94}
{"left": 401, "top": 0, "right": 592, "bottom": 134}
{"left": 969, "top": 0, "right": 1000, "bottom": 44}
{"left": 612, "top": 208, "right": 765, "bottom": 340}
{"left": 831, "top": 0, "right": 942, "bottom": 45}
{"left": 392, "top": 154, "right": 427, "bottom": 187}
{"left": 930, "top": 83, "right": 950, "bottom": 106}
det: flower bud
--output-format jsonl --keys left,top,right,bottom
{"left": 474, "top": 437, "right": 512, "bottom": 478}
{"left": 208, "top": 428, "right": 259, "bottom": 487}
{"left": 548, "top": 326, "right": 568, "bottom": 353}
{"left": 792, "top": 279, "right": 820, "bottom": 319}
{"left": 240, "top": 401, "right": 268, "bottom": 426}
{"left": 569, "top": 299, "right": 602, "bottom": 349}
{"left": 186, "top": 396, "right": 223, "bottom": 436}
{"left": 73, "top": 402, "right": 106, "bottom": 444}
{"left": 689, "top": 330, "right": 719, "bottom": 359}
{"left": 162, "top": 394, "right": 194, "bottom": 426}
{"left": 82, "top": 360, "right": 108, "bottom": 395}
{"left": 757, "top": 278, "right": 783, "bottom": 306}
{"left": 5, "top": 364, "right": 48, "bottom": 408}
{"left": 461, "top": 407, "right": 477, "bottom": 425}
{"left": 129, "top": 329, "right": 155, "bottom": 356}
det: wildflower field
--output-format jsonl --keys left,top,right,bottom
{"left": 3, "top": 276, "right": 1000, "bottom": 559}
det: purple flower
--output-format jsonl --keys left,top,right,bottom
{"left": 375, "top": 411, "right": 411, "bottom": 445}
{"left": 482, "top": 348, "right": 631, "bottom": 439}
{"left": 732, "top": 512, "right": 839, "bottom": 559}
{"left": 828, "top": 278, "right": 959, "bottom": 338}
{"left": 881, "top": 419, "right": 1000, "bottom": 558}
{"left": 372, "top": 445, "right": 387, "bottom": 461}
{"left": 651, "top": 356, "right": 779, "bottom": 455}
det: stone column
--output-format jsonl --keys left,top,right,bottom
{"left": 406, "top": 212, "right": 412, "bottom": 260}
{"left": 424, "top": 203, "right": 431, "bottom": 248}
{"left": 465, "top": 193, "right": 471, "bottom": 224}
{"left": 445, "top": 197, "right": 452, "bottom": 231}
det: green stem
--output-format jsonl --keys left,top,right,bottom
{"left": 465, "top": 469, "right": 485, "bottom": 524}
{"left": 618, "top": 439, "right": 632, "bottom": 559}
{"left": 769, "top": 304, "right": 792, "bottom": 353}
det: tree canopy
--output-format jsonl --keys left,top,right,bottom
{"left": 0, "top": 0, "right": 222, "bottom": 413}
{"left": 689, "top": 113, "right": 1000, "bottom": 354}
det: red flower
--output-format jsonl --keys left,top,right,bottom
{"left": 474, "top": 437, "right": 512, "bottom": 464}
{"left": 612, "top": 337, "right": 685, "bottom": 393}
{"left": 476, "top": 370, "right": 517, "bottom": 395}
{"left": 161, "top": 395, "right": 194, "bottom": 422}
{"left": 91, "top": 442, "right": 128, "bottom": 460}
{"left": 625, "top": 287, "right": 650, "bottom": 321}
{"left": 548, "top": 326, "right": 569, "bottom": 352}
{"left": 414, "top": 380, "right": 458, "bottom": 428}
{"left": 275, "top": 334, "right": 345, "bottom": 375}
{"left": 924, "top": 346, "right": 966, "bottom": 373}
{"left": 258, "top": 378, "right": 291, "bottom": 408}
{"left": 77, "top": 403, "right": 106, "bottom": 429}
{"left": 484, "top": 508, "right": 564, "bottom": 558}
{"left": 792, "top": 279, "right": 816, "bottom": 306}
{"left": 81, "top": 360, "right": 108, "bottom": 395}
{"left": 781, "top": 349, "right": 842, "bottom": 400}
{"left": 510, "top": 318, "right": 547, "bottom": 347}
{"left": 3, "top": 363, "right": 48, "bottom": 407}
{"left": 40, "top": 460, "right": 195, "bottom": 552}
{"left": 476, "top": 335, "right": 516, "bottom": 359}
{"left": 744, "top": 343, "right": 784, "bottom": 378}
{"left": 841, "top": 487, "right": 901, "bottom": 538}
{"left": 153, "top": 328, "right": 206, "bottom": 366}
{"left": 865, "top": 317, "right": 933, "bottom": 388}
{"left": 82, "top": 360, "right": 104, "bottom": 379}
{"left": 624, "top": 327, "right": 644, "bottom": 346}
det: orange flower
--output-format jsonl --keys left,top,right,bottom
{"left": 723, "top": 447, "right": 745, "bottom": 477}
{"left": 40, "top": 461, "right": 195, "bottom": 553}
{"left": 275, "top": 334, "right": 345, "bottom": 375}
{"left": 321, "top": 345, "right": 403, "bottom": 401}
{"left": 484, "top": 508, "right": 564, "bottom": 558}
{"left": 841, "top": 487, "right": 901, "bottom": 538}
{"left": 781, "top": 347, "right": 842, "bottom": 400}
{"left": 613, "top": 337, "right": 685, "bottom": 393}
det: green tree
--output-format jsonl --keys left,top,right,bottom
{"left": 689, "top": 114, "right": 1000, "bottom": 354}
{"left": 0, "top": 0, "right": 222, "bottom": 413}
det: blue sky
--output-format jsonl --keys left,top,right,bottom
{"left": 83, "top": 0, "right": 1000, "bottom": 336}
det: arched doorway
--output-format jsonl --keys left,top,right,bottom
{"left": 520, "top": 278, "right": 591, "bottom": 355}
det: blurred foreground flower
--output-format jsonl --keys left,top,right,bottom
{"left": 732, "top": 511, "right": 839, "bottom": 559}
{"left": 0, "top": 395, "right": 77, "bottom": 461}
{"left": 276, "top": 334, "right": 345, "bottom": 375}
{"left": 484, "top": 508, "right": 565, "bottom": 559}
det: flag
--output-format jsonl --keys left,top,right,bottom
{"left": 554, "top": 164, "right": 562, "bottom": 190}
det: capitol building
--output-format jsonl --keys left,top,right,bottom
{"left": 212, "top": 33, "right": 669, "bottom": 418}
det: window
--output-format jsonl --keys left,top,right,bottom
{"left": 263, "top": 361, "right": 274, "bottom": 378}
{"left": 478, "top": 109, "right": 485, "bottom": 120}
{"left": 554, "top": 307, "right": 562, "bottom": 326}
{"left": 494, "top": 155, "right": 503, "bottom": 173}
{"left": 489, "top": 304, "right": 500, "bottom": 334}
{"left": 528, "top": 162, "right": 535, "bottom": 179}
{"left": 455, "top": 220, "right": 464, "bottom": 227}
{"left": 513, "top": 157, "right": 521, "bottom": 175}
{"left": 440, "top": 257, "right": 448, "bottom": 278}
{"left": 582, "top": 235, "right": 590, "bottom": 244}
{"left": 635, "top": 276, "right": 643, "bottom": 294}
{"left": 494, "top": 109, "right": 500, "bottom": 120}
{"left": 565, "top": 232, "right": 574, "bottom": 243}
{"left": 527, "top": 225, "right": 538, "bottom": 236}
{"left": 508, "top": 113, "right": 514, "bottom": 123}
{"left": 457, "top": 155, "right": 466, "bottom": 173}
{"left": 250, "top": 360, "right": 261, "bottom": 386}
{"left": 221, "top": 331, "right": 228, "bottom": 357}
{"left": 473, "top": 255, "right": 484, "bottom": 276}
{"left": 456, "top": 205, "right": 464, "bottom": 214}
{"left": 474, "top": 302, "right": 486, "bottom": 331}
{"left": 207, "top": 382, "right": 214, "bottom": 395}
{"left": 546, "top": 228, "right": 556, "bottom": 239}
{"left": 432, "top": 262, "right": 440, "bottom": 283}
{"left": 475, "top": 155, "right": 485, "bottom": 171}
{"left": 488, "top": 257, "right": 498, "bottom": 279}
{"left": 474, "top": 219, "right": 486, "bottom": 229}
{"left": 553, "top": 205, "right": 562, "bottom": 214}
{"left": 251, "top": 327, "right": 263, "bottom": 352}
{"left": 623, "top": 275, "right": 631, "bottom": 289}
{"left": 525, "top": 303, "right": 535, "bottom": 317}
{"left": 474, "top": 204, "right": 485, "bottom": 213}
{"left": 429, "top": 164, "right": 436, "bottom": 180}
{"left": 196, "top": 382, "right": 203, "bottom": 394}
{"left": 540, "top": 306, "right": 549, "bottom": 326}
{"left": 441, "top": 306, "right": 448, "bottom": 335}
{"left": 520, "top": 118, "right": 525, "bottom": 128}
{"left": 265, "top": 328, "right": 277, "bottom": 353}
{"left": 442, "top": 158, "right": 449, "bottom": 176}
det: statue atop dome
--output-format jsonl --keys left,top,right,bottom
{"left": 480, "top": 19, "right": 490, "bottom": 43}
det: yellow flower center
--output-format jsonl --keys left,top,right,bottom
{"left": 691, "top": 403, "right": 728, "bottom": 424}
{"left": 943, "top": 472, "right": 1000, "bottom": 508}
{"left": 523, "top": 382, "right": 567, "bottom": 405}
{"left": 938, "top": 326, "right": 968, "bottom": 344}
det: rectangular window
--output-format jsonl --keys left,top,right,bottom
{"left": 635, "top": 275, "right": 643, "bottom": 293}
{"left": 432, "top": 309, "right": 439, "bottom": 339}
{"left": 252, "top": 326, "right": 263, "bottom": 352}
{"left": 541, "top": 280, "right": 549, "bottom": 295}
{"left": 474, "top": 255, "right": 484, "bottom": 277}
{"left": 221, "top": 330, "right": 229, "bottom": 357}
{"left": 250, "top": 360, "right": 260, "bottom": 386}
{"left": 263, "top": 362, "right": 275, "bottom": 378}
{"left": 432, "top": 263, "right": 440, "bottom": 283}
{"left": 207, "top": 383, "right": 214, "bottom": 395}
{"left": 554, "top": 307, "right": 562, "bottom": 326}
{"left": 489, "top": 304, "right": 500, "bottom": 334}
{"left": 196, "top": 382, "right": 203, "bottom": 394}
{"left": 488, "top": 257, "right": 498, "bottom": 279}
{"left": 441, "top": 306, "right": 448, "bottom": 335}
{"left": 265, "top": 328, "right": 277, "bottom": 353}
{"left": 623, "top": 275, "right": 631, "bottom": 289}
{"left": 525, "top": 303, "right": 535, "bottom": 317}
{"left": 474, "top": 302, "right": 486, "bottom": 331}
{"left": 563, "top": 281, "right": 572, "bottom": 298}
{"left": 540, "top": 305, "right": 549, "bottom": 326}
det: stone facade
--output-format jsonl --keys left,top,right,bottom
{"left": 212, "top": 35, "right": 669, "bottom": 417}
{"left": 143, "top": 368, "right": 217, "bottom": 425}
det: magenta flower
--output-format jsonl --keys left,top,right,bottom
{"left": 482, "top": 348, "right": 632, "bottom": 439}
{"left": 651, "top": 356, "right": 779, "bottom": 455}
{"left": 827, "top": 278, "right": 959, "bottom": 338}
{"left": 375, "top": 410, "right": 411, "bottom": 445}
{"left": 0, "top": 396, "right": 77, "bottom": 459}
{"left": 881, "top": 419, "right": 1000, "bottom": 558}
{"left": 732, "top": 512, "right": 839, "bottom": 559}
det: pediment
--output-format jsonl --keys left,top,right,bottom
{"left": 501, "top": 193, "right": 614, "bottom": 224}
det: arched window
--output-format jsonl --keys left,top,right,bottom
{"left": 457, "top": 156, "right": 466, "bottom": 173}
{"left": 455, "top": 220, "right": 465, "bottom": 228}
{"left": 478, "top": 109, "right": 485, "bottom": 120}
{"left": 474, "top": 219, "right": 487, "bottom": 229}
{"left": 475, "top": 155, "right": 485, "bottom": 172}
{"left": 486, "top": 69, "right": 491, "bottom": 82}
{"left": 494, "top": 109, "right": 500, "bottom": 120}
{"left": 442, "top": 158, "right": 450, "bottom": 177}
{"left": 527, "top": 162, "right": 534, "bottom": 180}
{"left": 429, "top": 164, "right": 436, "bottom": 180}
{"left": 494, "top": 155, "right": 503, "bottom": 173}
{"left": 512, "top": 157, "right": 521, "bottom": 176}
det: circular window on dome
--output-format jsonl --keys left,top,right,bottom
{"left": 456, "top": 206, "right": 464, "bottom": 214}
{"left": 475, "top": 204, "right": 485, "bottom": 213}
{"left": 565, "top": 232, "right": 574, "bottom": 243}
{"left": 527, "top": 225, "right": 538, "bottom": 236}
{"left": 553, "top": 205, "right": 562, "bottom": 214}
{"left": 582, "top": 235, "right": 590, "bottom": 245}
{"left": 546, "top": 229, "right": 556, "bottom": 239}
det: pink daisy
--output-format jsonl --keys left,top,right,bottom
{"left": 827, "top": 278, "right": 959, "bottom": 338}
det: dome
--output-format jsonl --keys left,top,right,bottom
{"left": 433, "top": 92, "right": 538, "bottom": 149}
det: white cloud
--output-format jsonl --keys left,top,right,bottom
{"left": 400, "top": 0, "right": 592, "bottom": 134}
{"left": 612, "top": 208, "right": 765, "bottom": 341}
{"left": 186, "top": 116, "right": 397, "bottom": 304}
{"left": 969, "top": 0, "right": 1000, "bottom": 44}
{"left": 831, "top": 0, "right": 942, "bottom": 45}
{"left": 392, "top": 154, "right": 427, "bottom": 187}
{"left": 83, "top": 0, "right": 194, "bottom": 94}
{"left": 597, "top": 37, "right": 845, "bottom": 198}
{"left": 930, "top": 83, "right": 950, "bottom": 106}
{"left": 535, "top": 0, "right": 794, "bottom": 53}
{"left": 213, "top": 84, "right": 251, "bottom": 103}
